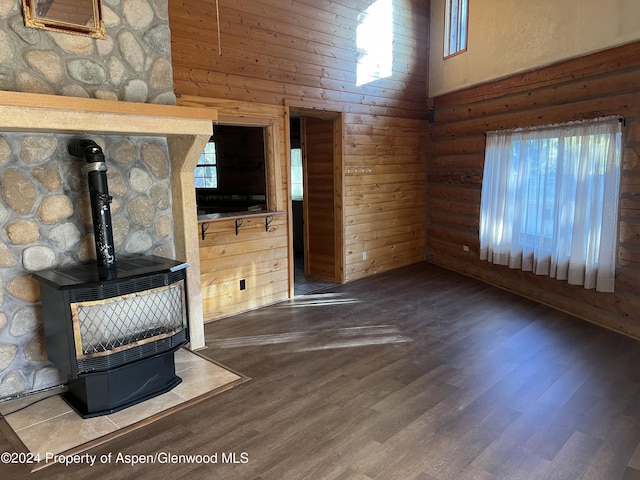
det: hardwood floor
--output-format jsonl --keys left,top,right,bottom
{"left": 3, "top": 263, "right": 640, "bottom": 479}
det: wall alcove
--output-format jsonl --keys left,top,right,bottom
{"left": 0, "top": 91, "right": 216, "bottom": 350}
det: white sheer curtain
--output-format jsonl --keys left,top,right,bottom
{"left": 479, "top": 116, "right": 621, "bottom": 292}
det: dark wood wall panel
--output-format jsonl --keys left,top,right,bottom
{"left": 427, "top": 40, "right": 640, "bottom": 339}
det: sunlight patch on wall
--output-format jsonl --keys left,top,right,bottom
{"left": 356, "top": 0, "right": 394, "bottom": 86}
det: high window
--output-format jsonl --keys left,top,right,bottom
{"left": 479, "top": 117, "right": 622, "bottom": 292}
{"left": 444, "top": 0, "right": 468, "bottom": 58}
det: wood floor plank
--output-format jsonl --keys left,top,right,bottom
{"left": 3, "top": 263, "right": 640, "bottom": 479}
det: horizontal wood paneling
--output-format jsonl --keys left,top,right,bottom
{"left": 427, "top": 39, "right": 640, "bottom": 340}
{"left": 184, "top": 97, "right": 289, "bottom": 321}
{"left": 344, "top": 112, "right": 427, "bottom": 281}
{"left": 170, "top": 0, "right": 429, "bottom": 118}
{"left": 170, "top": 0, "right": 429, "bottom": 319}
{"left": 198, "top": 214, "right": 289, "bottom": 320}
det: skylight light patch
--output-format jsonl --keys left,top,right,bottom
{"left": 356, "top": 0, "right": 394, "bottom": 86}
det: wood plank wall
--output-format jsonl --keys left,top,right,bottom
{"left": 199, "top": 213, "right": 289, "bottom": 319}
{"left": 169, "top": 0, "right": 429, "bottom": 320}
{"left": 170, "top": 0, "right": 429, "bottom": 118}
{"left": 184, "top": 97, "right": 290, "bottom": 320}
{"left": 427, "top": 40, "right": 640, "bottom": 339}
{"left": 344, "top": 113, "right": 427, "bottom": 280}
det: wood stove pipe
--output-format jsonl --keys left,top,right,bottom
{"left": 68, "top": 139, "right": 116, "bottom": 269}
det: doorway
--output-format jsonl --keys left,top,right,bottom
{"left": 289, "top": 111, "right": 344, "bottom": 295}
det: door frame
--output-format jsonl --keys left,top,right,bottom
{"left": 285, "top": 106, "right": 345, "bottom": 296}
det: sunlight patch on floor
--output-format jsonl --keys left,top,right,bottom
{"left": 206, "top": 325, "right": 411, "bottom": 352}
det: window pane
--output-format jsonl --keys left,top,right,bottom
{"left": 199, "top": 142, "right": 216, "bottom": 165}
{"left": 444, "top": 0, "right": 468, "bottom": 57}
{"left": 291, "top": 148, "right": 303, "bottom": 201}
{"left": 458, "top": 0, "right": 468, "bottom": 51}
{"left": 194, "top": 140, "right": 217, "bottom": 188}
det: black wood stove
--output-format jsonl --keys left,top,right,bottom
{"left": 33, "top": 140, "right": 189, "bottom": 418}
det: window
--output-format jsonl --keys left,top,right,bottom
{"left": 444, "top": 0, "right": 468, "bottom": 58}
{"left": 291, "top": 148, "right": 303, "bottom": 201}
{"left": 194, "top": 139, "right": 217, "bottom": 188}
{"left": 479, "top": 117, "right": 622, "bottom": 292}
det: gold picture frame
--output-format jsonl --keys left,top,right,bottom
{"left": 22, "top": 0, "right": 105, "bottom": 39}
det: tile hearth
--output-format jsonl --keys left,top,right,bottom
{"left": 0, "top": 349, "right": 246, "bottom": 470}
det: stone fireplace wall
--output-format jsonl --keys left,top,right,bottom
{"left": 0, "top": 133, "right": 175, "bottom": 398}
{"left": 0, "top": 0, "right": 181, "bottom": 398}
{"left": 0, "top": 0, "right": 175, "bottom": 103}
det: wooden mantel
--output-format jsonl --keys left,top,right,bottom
{"left": 0, "top": 91, "right": 217, "bottom": 351}
{"left": 0, "top": 91, "right": 216, "bottom": 133}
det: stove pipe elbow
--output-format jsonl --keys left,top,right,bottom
{"left": 68, "top": 139, "right": 105, "bottom": 164}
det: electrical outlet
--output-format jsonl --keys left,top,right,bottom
{"left": 239, "top": 279, "right": 246, "bottom": 290}
{"left": 362, "top": 251, "right": 367, "bottom": 260}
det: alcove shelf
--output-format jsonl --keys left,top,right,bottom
{"left": 198, "top": 210, "right": 285, "bottom": 237}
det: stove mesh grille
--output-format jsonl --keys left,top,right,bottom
{"left": 71, "top": 280, "right": 186, "bottom": 359}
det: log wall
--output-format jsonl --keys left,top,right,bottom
{"left": 169, "top": 0, "right": 429, "bottom": 320}
{"left": 427, "top": 40, "right": 640, "bottom": 339}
